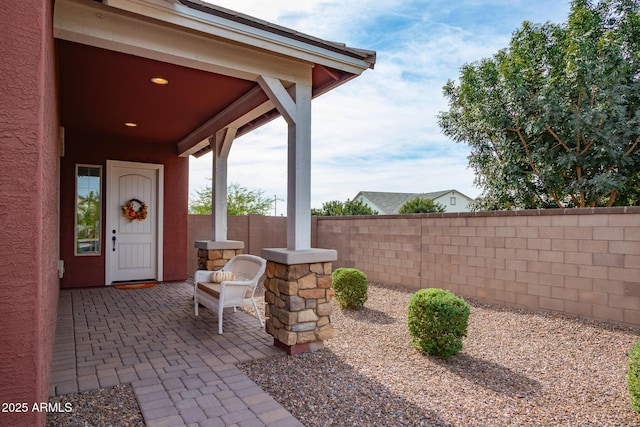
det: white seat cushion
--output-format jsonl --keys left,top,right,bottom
{"left": 197, "top": 282, "right": 221, "bottom": 299}
{"left": 197, "top": 282, "right": 252, "bottom": 299}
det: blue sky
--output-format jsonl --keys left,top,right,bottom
{"left": 191, "top": 0, "right": 572, "bottom": 214}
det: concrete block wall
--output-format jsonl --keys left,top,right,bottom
{"left": 188, "top": 215, "right": 286, "bottom": 274}
{"left": 316, "top": 208, "right": 640, "bottom": 327}
{"left": 188, "top": 209, "right": 640, "bottom": 326}
{"left": 317, "top": 216, "right": 423, "bottom": 288}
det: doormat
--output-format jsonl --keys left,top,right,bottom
{"left": 113, "top": 282, "right": 156, "bottom": 290}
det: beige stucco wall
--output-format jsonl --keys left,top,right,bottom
{"left": 433, "top": 191, "right": 472, "bottom": 213}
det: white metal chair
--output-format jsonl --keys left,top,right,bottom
{"left": 193, "top": 254, "right": 266, "bottom": 334}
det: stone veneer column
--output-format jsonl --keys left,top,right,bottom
{"left": 195, "top": 240, "right": 244, "bottom": 271}
{"left": 262, "top": 248, "right": 337, "bottom": 355}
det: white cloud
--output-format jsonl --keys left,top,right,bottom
{"left": 192, "top": 0, "right": 572, "bottom": 214}
{"left": 204, "top": 0, "right": 324, "bottom": 23}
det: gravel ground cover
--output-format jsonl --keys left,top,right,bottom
{"left": 47, "top": 384, "right": 144, "bottom": 427}
{"left": 238, "top": 282, "right": 640, "bottom": 426}
{"left": 47, "top": 282, "right": 640, "bottom": 426}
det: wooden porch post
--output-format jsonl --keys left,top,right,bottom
{"left": 211, "top": 127, "right": 236, "bottom": 241}
{"left": 194, "top": 127, "right": 244, "bottom": 273}
{"left": 258, "top": 75, "right": 337, "bottom": 354}
{"left": 257, "top": 76, "right": 312, "bottom": 250}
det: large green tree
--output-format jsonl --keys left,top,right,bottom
{"left": 438, "top": 0, "right": 640, "bottom": 210}
{"left": 189, "top": 182, "right": 274, "bottom": 215}
{"left": 311, "top": 199, "right": 378, "bottom": 216}
{"left": 399, "top": 197, "right": 446, "bottom": 214}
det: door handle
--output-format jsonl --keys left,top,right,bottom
{"left": 112, "top": 235, "right": 116, "bottom": 251}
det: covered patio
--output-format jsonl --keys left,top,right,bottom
{"left": 49, "top": 282, "right": 299, "bottom": 426}
{"left": 1, "top": 1, "right": 376, "bottom": 424}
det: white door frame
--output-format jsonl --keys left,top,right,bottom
{"left": 105, "top": 160, "right": 164, "bottom": 285}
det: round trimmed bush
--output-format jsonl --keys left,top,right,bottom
{"left": 629, "top": 340, "right": 640, "bottom": 412}
{"left": 331, "top": 268, "right": 368, "bottom": 310}
{"left": 407, "top": 288, "right": 470, "bottom": 359}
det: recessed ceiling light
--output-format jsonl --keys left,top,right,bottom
{"left": 151, "top": 77, "right": 169, "bottom": 85}
{"left": 124, "top": 122, "right": 138, "bottom": 127}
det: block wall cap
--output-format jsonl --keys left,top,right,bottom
{"left": 262, "top": 248, "right": 337, "bottom": 265}
{"left": 194, "top": 240, "right": 245, "bottom": 250}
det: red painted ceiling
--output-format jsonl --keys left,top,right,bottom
{"left": 57, "top": 40, "right": 257, "bottom": 144}
{"left": 57, "top": 39, "right": 353, "bottom": 148}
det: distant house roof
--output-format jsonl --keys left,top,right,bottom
{"left": 355, "top": 190, "right": 473, "bottom": 214}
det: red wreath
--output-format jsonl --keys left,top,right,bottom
{"left": 121, "top": 198, "right": 148, "bottom": 222}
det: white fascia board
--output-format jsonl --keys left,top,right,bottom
{"left": 103, "top": 0, "right": 373, "bottom": 76}
{"left": 177, "top": 87, "right": 276, "bottom": 156}
{"left": 177, "top": 138, "right": 210, "bottom": 158}
{"left": 55, "top": 0, "right": 312, "bottom": 84}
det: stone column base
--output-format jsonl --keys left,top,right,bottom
{"left": 195, "top": 240, "right": 244, "bottom": 271}
{"left": 273, "top": 339, "right": 326, "bottom": 355}
{"left": 262, "top": 248, "right": 337, "bottom": 355}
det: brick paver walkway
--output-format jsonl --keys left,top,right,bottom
{"left": 49, "top": 282, "right": 301, "bottom": 427}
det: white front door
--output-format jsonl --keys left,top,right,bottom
{"left": 106, "top": 160, "right": 164, "bottom": 285}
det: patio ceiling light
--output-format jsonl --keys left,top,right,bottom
{"left": 151, "top": 77, "right": 169, "bottom": 85}
{"left": 124, "top": 122, "right": 138, "bottom": 127}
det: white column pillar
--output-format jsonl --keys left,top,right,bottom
{"left": 287, "top": 83, "right": 312, "bottom": 250}
{"left": 211, "top": 127, "right": 236, "bottom": 241}
{"left": 258, "top": 76, "right": 313, "bottom": 251}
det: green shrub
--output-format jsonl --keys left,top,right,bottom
{"left": 407, "top": 288, "right": 470, "bottom": 359}
{"left": 331, "top": 268, "right": 368, "bottom": 310}
{"left": 629, "top": 341, "right": 640, "bottom": 412}
{"left": 399, "top": 197, "right": 446, "bottom": 214}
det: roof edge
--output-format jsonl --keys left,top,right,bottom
{"left": 178, "top": 0, "right": 376, "bottom": 69}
